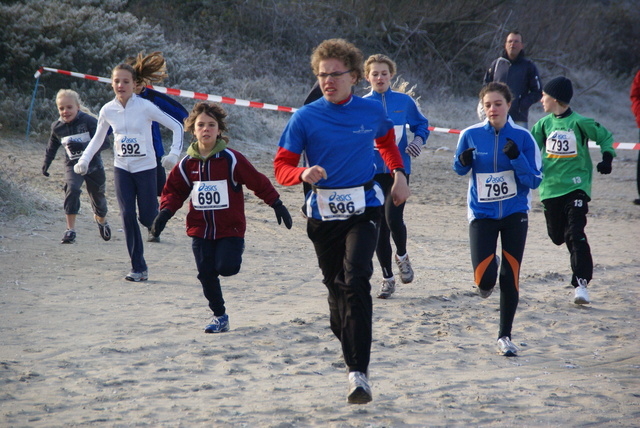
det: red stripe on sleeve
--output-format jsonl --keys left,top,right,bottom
{"left": 375, "top": 128, "right": 404, "bottom": 172}
{"left": 274, "top": 147, "right": 306, "bottom": 186}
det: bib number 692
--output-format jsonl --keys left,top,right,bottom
{"left": 121, "top": 143, "right": 140, "bottom": 155}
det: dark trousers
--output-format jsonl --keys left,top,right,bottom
{"left": 156, "top": 156, "right": 166, "bottom": 197}
{"left": 542, "top": 190, "right": 593, "bottom": 287}
{"left": 306, "top": 207, "right": 381, "bottom": 373}
{"left": 113, "top": 167, "right": 158, "bottom": 273}
{"left": 469, "top": 212, "right": 528, "bottom": 340}
{"left": 64, "top": 164, "right": 108, "bottom": 217}
{"left": 192, "top": 236, "right": 244, "bottom": 316}
{"left": 374, "top": 173, "right": 409, "bottom": 278}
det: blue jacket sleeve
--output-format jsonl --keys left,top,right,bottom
{"left": 519, "top": 62, "right": 542, "bottom": 113}
{"left": 509, "top": 133, "right": 543, "bottom": 189}
{"left": 452, "top": 131, "right": 473, "bottom": 175}
{"left": 407, "top": 98, "right": 430, "bottom": 143}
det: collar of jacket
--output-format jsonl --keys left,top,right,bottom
{"left": 187, "top": 138, "right": 228, "bottom": 160}
{"left": 501, "top": 50, "right": 526, "bottom": 63}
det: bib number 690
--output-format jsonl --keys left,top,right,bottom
{"left": 198, "top": 191, "right": 220, "bottom": 206}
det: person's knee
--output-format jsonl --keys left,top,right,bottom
{"left": 549, "top": 234, "right": 565, "bottom": 246}
{"left": 217, "top": 264, "right": 241, "bottom": 277}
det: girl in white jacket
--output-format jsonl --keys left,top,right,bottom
{"left": 75, "top": 63, "right": 184, "bottom": 281}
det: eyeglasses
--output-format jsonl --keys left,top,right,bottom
{"left": 316, "top": 70, "right": 353, "bottom": 79}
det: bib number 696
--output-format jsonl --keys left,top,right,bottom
{"left": 329, "top": 201, "right": 355, "bottom": 214}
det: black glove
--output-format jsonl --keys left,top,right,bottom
{"left": 272, "top": 199, "right": 292, "bottom": 229}
{"left": 596, "top": 152, "right": 613, "bottom": 174}
{"left": 42, "top": 162, "right": 50, "bottom": 177}
{"left": 150, "top": 208, "right": 173, "bottom": 237}
{"left": 503, "top": 138, "right": 520, "bottom": 160}
{"left": 459, "top": 147, "right": 475, "bottom": 167}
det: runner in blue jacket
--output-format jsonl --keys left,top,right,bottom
{"left": 363, "top": 54, "right": 430, "bottom": 298}
{"left": 127, "top": 52, "right": 188, "bottom": 202}
{"left": 453, "top": 82, "right": 542, "bottom": 357}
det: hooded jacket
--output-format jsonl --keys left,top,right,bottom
{"left": 484, "top": 50, "right": 542, "bottom": 122}
{"left": 160, "top": 140, "right": 280, "bottom": 240}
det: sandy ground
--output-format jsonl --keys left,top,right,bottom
{"left": 1, "top": 129, "right": 639, "bottom": 427}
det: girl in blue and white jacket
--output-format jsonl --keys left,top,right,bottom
{"left": 363, "top": 54, "right": 430, "bottom": 298}
{"left": 453, "top": 82, "right": 542, "bottom": 357}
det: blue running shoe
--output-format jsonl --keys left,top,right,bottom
{"left": 205, "top": 313, "right": 229, "bottom": 333}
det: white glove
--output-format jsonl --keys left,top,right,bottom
{"left": 405, "top": 136, "right": 423, "bottom": 158}
{"left": 161, "top": 153, "right": 179, "bottom": 170}
{"left": 73, "top": 159, "right": 88, "bottom": 175}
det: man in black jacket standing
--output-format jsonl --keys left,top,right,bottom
{"left": 483, "top": 31, "right": 542, "bottom": 129}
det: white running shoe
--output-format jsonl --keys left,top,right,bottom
{"left": 125, "top": 270, "right": 148, "bottom": 282}
{"left": 347, "top": 371, "right": 372, "bottom": 404}
{"left": 497, "top": 336, "right": 519, "bottom": 357}
{"left": 574, "top": 281, "right": 590, "bottom": 305}
{"left": 376, "top": 278, "right": 396, "bottom": 299}
{"left": 395, "top": 253, "right": 414, "bottom": 283}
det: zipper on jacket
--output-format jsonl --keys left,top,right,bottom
{"left": 494, "top": 129, "right": 503, "bottom": 219}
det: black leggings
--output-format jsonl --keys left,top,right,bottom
{"left": 469, "top": 212, "right": 528, "bottom": 339}
{"left": 374, "top": 173, "right": 409, "bottom": 278}
{"left": 542, "top": 190, "right": 592, "bottom": 287}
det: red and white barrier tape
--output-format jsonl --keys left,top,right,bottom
{"left": 590, "top": 141, "right": 640, "bottom": 150}
{"left": 35, "top": 67, "right": 297, "bottom": 113}
{"left": 428, "top": 126, "right": 460, "bottom": 135}
{"left": 35, "top": 67, "right": 640, "bottom": 148}
{"left": 419, "top": 126, "right": 639, "bottom": 150}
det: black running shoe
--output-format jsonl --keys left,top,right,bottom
{"left": 96, "top": 219, "right": 111, "bottom": 241}
{"left": 61, "top": 229, "right": 76, "bottom": 244}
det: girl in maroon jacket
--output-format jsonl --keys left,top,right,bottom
{"left": 151, "top": 102, "right": 292, "bottom": 333}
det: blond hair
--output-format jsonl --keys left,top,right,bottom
{"left": 55, "top": 89, "right": 96, "bottom": 118}
{"left": 364, "top": 54, "right": 397, "bottom": 77}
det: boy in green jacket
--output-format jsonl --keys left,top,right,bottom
{"left": 531, "top": 76, "right": 615, "bottom": 305}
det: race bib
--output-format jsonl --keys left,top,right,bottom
{"left": 316, "top": 186, "right": 366, "bottom": 221}
{"left": 476, "top": 170, "right": 517, "bottom": 203}
{"left": 114, "top": 133, "right": 147, "bottom": 158}
{"left": 545, "top": 130, "right": 577, "bottom": 158}
{"left": 61, "top": 132, "right": 90, "bottom": 160}
{"left": 191, "top": 180, "right": 229, "bottom": 210}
